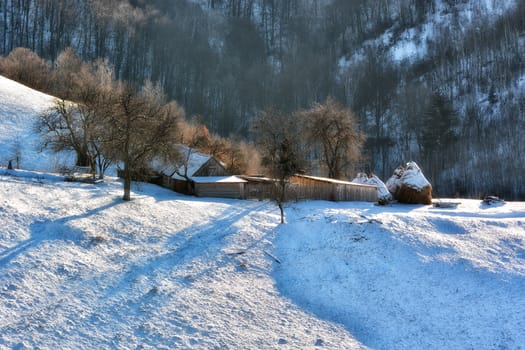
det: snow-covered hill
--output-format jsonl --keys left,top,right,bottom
{"left": 0, "top": 171, "right": 524, "bottom": 349}
{"left": 0, "top": 75, "right": 74, "bottom": 172}
{"left": 1, "top": 74, "right": 525, "bottom": 349}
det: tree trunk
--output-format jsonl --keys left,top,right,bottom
{"left": 97, "top": 157, "right": 105, "bottom": 180}
{"left": 123, "top": 162, "right": 131, "bottom": 201}
{"left": 278, "top": 201, "right": 284, "bottom": 224}
{"left": 277, "top": 180, "right": 286, "bottom": 224}
{"left": 76, "top": 150, "right": 91, "bottom": 167}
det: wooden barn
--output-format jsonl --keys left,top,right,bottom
{"left": 290, "top": 174, "right": 378, "bottom": 202}
{"left": 239, "top": 175, "right": 276, "bottom": 200}
{"left": 153, "top": 146, "right": 230, "bottom": 195}
{"left": 192, "top": 176, "right": 247, "bottom": 199}
{"left": 148, "top": 146, "right": 378, "bottom": 202}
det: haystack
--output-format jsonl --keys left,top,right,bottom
{"left": 353, "top": 173, "right": 392, "bottom": 204}
{"left": 386, "top": 162, "right": 432, "bottom": 205}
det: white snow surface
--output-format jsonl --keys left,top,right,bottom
{"left": 1, "top": 171, "right": 524, "bottom": 349}
{"left": 191, "top": 176, "right": 247, "bottom": 184}
{"left": 0, "top": 172, "right": 362, "bottom": 349}
{"left": 0, "top": 76, "right": 74, "bottom": 171}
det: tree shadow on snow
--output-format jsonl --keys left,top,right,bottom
{"left": 0, "top": 198, "right": 122, "bottom": 267}
{"left": 99, "top": 201, "right": 271, "bottom": 301}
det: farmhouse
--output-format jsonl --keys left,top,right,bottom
{"left": 152, "top": 146, "right": 248, "bottom": 198}
{"left": 290, "top": 174, "right": 378, "bottom": 202}
{"left": 149, "top": 146, "right": 378, "bottom": 202}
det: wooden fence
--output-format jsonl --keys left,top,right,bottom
{"left": 149, "top": 173, "right": 378, "bottom": 202}
{"left": 240, "top": 176, "right": 276, "bottom": 200}
{"left": 290, "top": 175, "right": 378, "bottom": 202}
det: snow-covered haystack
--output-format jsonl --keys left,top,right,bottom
{"left": 353, "top": 173, "right": 392, "bottom": 204}
{"left": 386, "top": 162, "right": 432, "bottom": 205}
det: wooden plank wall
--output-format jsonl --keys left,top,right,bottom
{"left": 155, "top": 174, "right": 377, "bottom": 202}
{"left": 245, "top": 182, "right": 276, "bottom": 200}
{"left": 290, "top": 176, "right": 377, "bottom": 202}
{"left": 159, "top": 175, "right": 192, "bottom": 194}
{"left": 195, "top": 183, "right": 245, "bottom": 199}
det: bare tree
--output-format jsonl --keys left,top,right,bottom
{"left": 37, "top": 99, "right": 94, "bottom": 170}
{"left": 254, "top": 109, "right": 304, "bottom": 223}
{"left": 51, "top": 47, "right": 83, "bottom": 98}
{"left": 418, "top": 92, "right": 459, "bottom": 190}
{"left": 36, "top": 57, "right": 115, "bottom": 178}
{"left": 105, "top": 82, "right": 182, "bottom": 201}
{"left": 302, "top": 97, "right": 365, "bottom": 179}
{"left": 8, "top": 133, "right": 23, "bottom": 169}
{"left": 212, "top": 138, "right": 251, "bottom": 175}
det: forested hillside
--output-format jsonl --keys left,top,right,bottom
{"left": 1, "top": 0, "right": 524, "bottom": 199}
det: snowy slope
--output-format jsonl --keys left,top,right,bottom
{"left": 0, "top": 75, "right": 74, "bottom": 171}
{"left": 0, "top": 173, "right": 363, "bottom": 349}
{"left": 1, "top": 74, "right": 525, "bottom": 349}
{"left": 275, "top": 200, "right": 525, "bottom": 349}
{"left": 1, "top": 171, "right": 524, "bottom": 349}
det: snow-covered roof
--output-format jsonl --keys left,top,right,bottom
{"left": 238, "top": 175, "right": 275, "bottom": 184}
{"left": 153, "top": 145, "right": 218, "bottom": 180}
{"left": 191, "top": 176, "right": 247, "bottom": 184}
{"left": 294, "top": 174, "right": 377, "bottom": 188}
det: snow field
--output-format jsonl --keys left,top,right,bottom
{"left": 2, "top": 172, "right": 524, "bottom": 349}
{"left": 275, "top": 200, "right": 525, "bottom": 349}
{"left": 0, "top": 174, "right": 363, "bottom": 349}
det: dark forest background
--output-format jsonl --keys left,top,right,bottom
{"left": 1, "top": 0, "right": 525, "bottom": 199}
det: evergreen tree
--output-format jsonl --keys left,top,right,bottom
{"left": 418, "top": 92, "right": 458, "bottom": 190}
